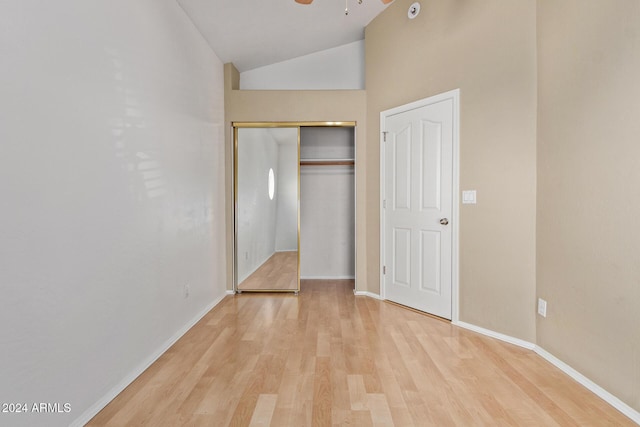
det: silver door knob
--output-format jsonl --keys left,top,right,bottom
{"left": 439, "top": 218, "right": 449, "bottom": 225}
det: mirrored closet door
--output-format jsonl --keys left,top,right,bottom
{"left": 234, "top": 126, "right": 300, "bottom": 292}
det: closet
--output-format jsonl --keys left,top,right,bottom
{"left": 233, "top": 123, "right": 356, "bottom": 293}
{"left": 300, "top": 126, "right": 355, "bottom": 283}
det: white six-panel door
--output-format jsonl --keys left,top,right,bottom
{"left": 381, "top": 92, "right": 457, "bottom": 319}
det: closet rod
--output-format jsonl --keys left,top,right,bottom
{"left": 300, "top": 160, "right": 354, "bottom": 166}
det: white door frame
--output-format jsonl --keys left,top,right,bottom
{"left": 379, "top": 89, "right": 460, "bottom": 322}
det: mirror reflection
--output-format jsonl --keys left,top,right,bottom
{"left": 236, "top": 127, "right": 299, "bottom": 292}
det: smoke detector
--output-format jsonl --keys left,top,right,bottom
{"left": 408, "top": 2, "right": 421, "bottom": 19}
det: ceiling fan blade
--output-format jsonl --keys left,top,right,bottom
{"left": 295, "top": 0, "right": 314, "bottom": 4}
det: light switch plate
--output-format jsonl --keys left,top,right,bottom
{"left": 462, "top": 190, "right": 477, "bottom": 204}
{"left": 537, "top": 298, "right": 547, "bottom": 317}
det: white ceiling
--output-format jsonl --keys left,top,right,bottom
{"left": 177, "top": 0, "right": 390, "bottom": 72}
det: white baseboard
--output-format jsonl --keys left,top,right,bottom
{"left": 451, "top": 320, "right": 640, "bottom": 425}
{"left": 453, "top": 321, "right": 536, "bottom": 350}
{"left": 71, "top": 291, "right": 230, "bottom": 427}
{"left": 301, "top": 275, "right": 355, "bottom": 280}
{"left": 534, "top": 347, "right": 640, "bottom": 425}
{"left": 353, "top": 290, "right": 382, "bottom": 300}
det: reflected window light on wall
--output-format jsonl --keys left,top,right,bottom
{"left": 268, "top": 168, "right": 275, "bottom": 200}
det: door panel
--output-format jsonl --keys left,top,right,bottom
{"left": 420, "top": 120, "right": 442, "bottom": 211}
{"left": 420, "top": 230, "right": 441, "bottom": 293}
{"left": 392, "top": 227, "right": 411, "bottom": 287}
{"left": 393, "top": 124, "right": 412, "bottom": 211}
{"left": 383, "top": 97, "right": 454, "bottom": 319}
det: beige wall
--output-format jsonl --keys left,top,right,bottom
{"left": 366, "top": 0, "right": 538, "bottom": 341}
{"left": 537, "top": 0, "right": 640, "bottom": 411}
{"left": 223, "top": 64, "right": 368, "bottom": 291}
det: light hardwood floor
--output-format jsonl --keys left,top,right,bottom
{"left": 238, "top": 251, "right": 298, "bottom": 291}
{"left": 88, "top": 280, "right": 634, "bottom": 426}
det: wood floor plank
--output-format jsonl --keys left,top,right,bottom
{"left": 347, "top": 375, "right": 368, "bottom": 411}
{"left": 248, "top": 394, "right": 277, "bottom": 427}
{"left": 367, "top": 393, "right": 394, "bottom": 427}
{"left": 312, "top": 356, "right": 332, "bottom": 427}
{"left": 87, "top": 280, "right": 637, "bottom": 427}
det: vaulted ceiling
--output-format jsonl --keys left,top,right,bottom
{"left": 177, "top": 0, "right": 390, "bottom": 72}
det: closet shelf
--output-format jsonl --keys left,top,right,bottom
{"left": 300, "top": 159, "right": 355, "bottom": 166}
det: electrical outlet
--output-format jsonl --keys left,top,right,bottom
{"left": 537, "top": 298, "right": 547, "bottom": 317}
{"left": 183, "top": 284, "right": 190, "bottom": 299}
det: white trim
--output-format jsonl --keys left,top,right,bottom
{"left": 534, "top": 347, "right": 640, "bottom": 425}
{"left": 354, "top": 290, "right": 383, "bottom": 300}
{"left": 379, "top": 116, "right": 386, "bottom": 301}
{"left": 301, "top": 275, "right": 355, "bottom": 280}
{"left": 451, "top": 91, "right": 460, "bottom": 323}
{"left": 453, "top": 321, "right": 536, "bottom": 350}
{"left": 379, "top": 89, "right": 460, "bottom": 321}
{"left": 70, "top": 291, "right": 230, "bottom": 427}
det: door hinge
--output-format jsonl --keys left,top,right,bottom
{"left": 383, "top": 199, "right": 386, "bottom": 209}
{"left": 382, "top": 131, "right": 388, "bottom": 142}
{"left": 383, "top": 266, "right": 386, "bottom": 275}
